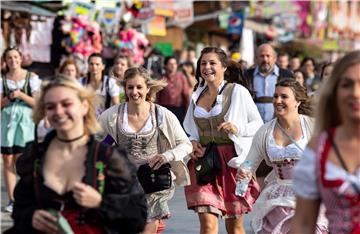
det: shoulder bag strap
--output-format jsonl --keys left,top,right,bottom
{"left": 155, "top": 104, "right": 162, "bottom": 153}
{"left": 116, "top": 105, "right": 121, "bottom": 146}
{"left": 327, "top": 130, "right": 360, "bottom": 194}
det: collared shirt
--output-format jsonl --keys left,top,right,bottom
{"left": 157, "top": 72, "right": 190, "bottom": 108}
{"left": 253, "top": 65, "right": 279, "bottom": 123}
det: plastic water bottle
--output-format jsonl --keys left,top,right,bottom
{"left": 235, "top": 160, "right": 252, "bottom": 197}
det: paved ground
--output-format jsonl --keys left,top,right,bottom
{"left": 1, "top": 158, "right": 254, "bottom": 233}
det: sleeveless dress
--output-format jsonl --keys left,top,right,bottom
{"left": 116, "top": 103, "right": 175, "bottom": 222}
{"left": 251, "top": 117, "right": 328, "bottom": 233}
{"left": 185, "top": 83, "right": 259, "bottom": 218}
{"left": 294, "top": 128, "right": 360, "bottom": 234}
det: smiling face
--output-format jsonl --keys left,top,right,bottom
{"left": 336, "top": 63, "right": 360, "bottom": 123}
{"left": 200, "top": 52, "right": 226, "bottom": 84}
{"left": 125, "top": 74, "right": 149, "bottom": 105}
{"left": 114, "top": 58, "right": 129, "bottom": 78}
{"left": 273, "top": 86, "right": 300, "bottom": 118}
{"left": 4, "top": 49, "right": 22, "bottom": 71}
{"left": 44, "top": 86, "right": 89, "bottom": 135}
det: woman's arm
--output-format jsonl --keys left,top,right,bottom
{"left": 160, "top": 108, "right": 193, "bottom": 162}
{"left": 291, "top": 197, "right": 320, "bottom": 233}
{"left": 98, "top": 149, "right": 147, "bottom": 233}
{"left": 227, "top": 84, "right": 263, "bottom": 137}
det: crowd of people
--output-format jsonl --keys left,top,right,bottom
{"left": 1, "top": 43, "right": 359, "bottom": 234}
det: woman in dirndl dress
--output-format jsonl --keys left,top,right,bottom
{"left": 99, "top": 67, "right": 192, "bottom": 233}
{"left": 1, "top": 46, "right": 41, "bottom": 212}
{"left": 292, "top": 50, "right": 360, "bottom": 234}
{"left": 183, "top": 47, "right": 263, "bottom": 233}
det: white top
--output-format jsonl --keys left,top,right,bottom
{"left": 293, "top": 147, "right": 360, "bottom": 199}
{"left": 0, "top": 75, "right": 41, "bottom": 94}
{"left": 266, "top": 116, "right": 308, "bottom": 161}
{"left": 79, "top": 75, "right": 120, "bottom": 98}
{"left": 123, "top": 103, "right": 153, "bottom": 133}
{"left": 183, "top": 80, "right": 263, "bottom": 168}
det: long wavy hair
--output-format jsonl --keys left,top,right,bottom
{"left": 122, "top": 67, "right": 167, "bottom": 102}
{"left": 33, "top": 75, "right": 101, "bottom": 135}
{"left": 314, "top": 50, "right": 360, "bottom": 135}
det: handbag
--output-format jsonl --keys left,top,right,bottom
{"left": 137, "top": 163, "right": 172, "bottom": 194}
{"left": 195, "top": 141, "right": 221, "bottom": 185}
{"left": 136, "top": 105, "right": 172, "bottom": 194}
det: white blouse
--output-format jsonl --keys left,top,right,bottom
{"left": 266, "top": 116, "right": 308, "bottom": 161}
{"left": 293, "top": 147, "right": 360, "bottom": 199}
{"left": 0, "top": 75, "right": 41, "bottom": 94}
{"left": 123, "top": 103, "right": 153, "bottom": 133}
{"left": 183, "top": 80, "right": 263, "bottom": 168}
{"left": 79, "top": 75, "right": 120, "bottom": 98}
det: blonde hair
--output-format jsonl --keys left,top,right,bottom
{"left": 314, "top": 50, "right": 360, "bottom": 135}
{"left": 33, "top": 75, "right": 102, "bottom": 135}
{"left": 122, "top": 67, "right": 167, "bottom": 102}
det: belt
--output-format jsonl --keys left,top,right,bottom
{"left": 255, "top": 96, "right": 273, "bottom": 103}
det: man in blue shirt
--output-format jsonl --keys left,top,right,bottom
{"left": 247, "top": 44, "right": 293, "bottom": 123}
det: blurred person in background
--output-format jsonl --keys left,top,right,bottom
{"left": 79, "top": 53, "right": 120, "bottom": 117}
{"left": 179, "top": 61, "right": 197, "bottom": 94}
{"left": 157, "top": 56, "right": 190, "bottom": 124}
{"left": 292, "top": 50, "right": 360, "bottom": 234}
{"left": 319, "top": 62, "right": 334, "bottom": 82}
{"left": 294, "top": 69, "right": 305, "bottom": 87}
{"left": 1, "top": 46, "right": 42, "bottom": 213}
{"left": 289, "top": 56, "right": 301, "bottom": 72}
{"left": 301, "top": 57, "right": 321, "bottom": 93}
{"left": 108, "top": 55, "right": 133, "bottom": 103}
{"left": 58, "top": 58, "right": 80, "bottom": 80}
{"left": 277, "top": 52, "right": 289, "bottom": 70}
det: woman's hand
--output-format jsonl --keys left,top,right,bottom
{"left": 148, "top": 154, "right": 167, "bottom": 170}
{"left": 9, "top": 89, "right": 24, "bottom": 100}
{"left": 190, "top": 140, "right": 205, "bottom": 160}
{"left": 32, "top": 209, "right": 58, "bottom": 234}
{"left": 73, "top": 182, "right": 102, "bottom": 208}
{"left": 218, "top": 121, "right": 238, "bottom": 134}
{"left": 236, "top": 168, "right": 253, "bottom": 181}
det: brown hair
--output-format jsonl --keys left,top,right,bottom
{"left": 314, "top": 50, "right": 360, "bottom": 135}
{"left": 194, "top": 47, "right": 228, "bottom": 89}
{"left": 33, "top": 75, "right": 101, "bottom": 135}
{"left": 122, "top": 67, "right": 167, "bottom": 102}
{"left": 2, "top": 46, "right": 22, "bottom": 74}
{"left": 275, "top": 78, "right": 313, "bottom": 116}
{"left": 58, "top": 58, "right": 80, "bottom": 79}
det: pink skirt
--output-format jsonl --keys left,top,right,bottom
{"left": 184, "top": 144, "right": 260, "bottom": 217}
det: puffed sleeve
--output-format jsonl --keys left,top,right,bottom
{"left": 108, "top": 77, "right": 120, "bottom": 97}
{"left": 293, "top": 147, "right": 320, "bottom": 199}
{"left": 6, "top": 142, "right": 39, "bottom": 234}
{"left": 98, "top": 148, "right": 147, "bottom": 233}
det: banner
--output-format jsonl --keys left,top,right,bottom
{"left": 227, "top": 12, "right": 244, "bottom": 35}
{"left": 145, "top": 16, "right": 166, "bottom": 36}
